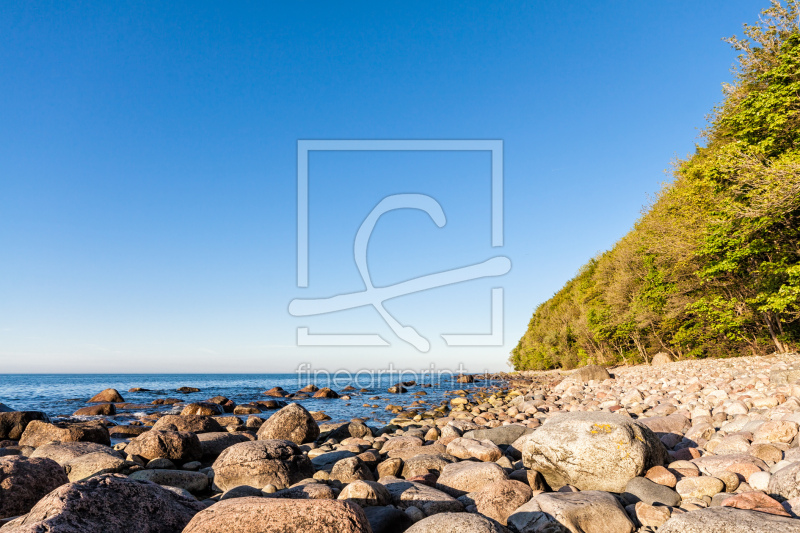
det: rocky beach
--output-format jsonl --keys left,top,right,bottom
{"left": 1, "top": 354, "right": 800, "bottom": 531}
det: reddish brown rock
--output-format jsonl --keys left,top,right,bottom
{"left": 73, "top": 404, "right": 116, "bottom": 417}
{"left": 0, "top": 456, "right": 69, "bottom": 519}
{"left": 264, "top": 387, "right": 288, "bottom": 398}
{"left": 472, "top": 479, "right": 533, "bottom": 525}
{"left": 256, "top": 403, "right": 319, "bottom": 445}
{"left": 313, "top": 388, "right": 339, "bottom": 399}
{"left": 183, "top": 498, "right": 371, "bottom": 533}
{"left": 645, "top": 465, "right": 677, "bottom": 488}
{"left": 0, "top": 474, "right": 204, "bottom": 532}
{"left": 298, "top": 384, "right": 319, "bottom": 393}
{"left": 150, "top": 414, "right": 223, "bottom": 433}
{"left": 181, "top": 402, "right": 224, "bottom": 417}
{"left": 88, "top": 389, "right": 124, "bottom": 403}
{"left": 722, "top": 491, "right": 791, "bottom": 517}
{"left": 18, "top": 420, "right": 110, "bottom": 448}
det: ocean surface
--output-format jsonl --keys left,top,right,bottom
{"left": 0, "top": 373, "right": 494, "bottom": 425}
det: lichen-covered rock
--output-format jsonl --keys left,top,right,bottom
{"left": 0, "top": 456, "right": 69, "bottom": 519}
{"left": 256, "top": 403, "right": 320, "bottom": 444}
{"left": 521, "top": 412, "right": 668, "bottom": 492}
{"left": 211, "top": 440, "right": 313, "bottom": 491}
{"left": 0, "top": 474, "right": 204, "bottom": 532}
{"left": 124, "top": 430, "right": 202, "bottom": 463}
{"left": 18, "top": 420, "right": 110, "bottom": 448}
{"left": 182, "top": 498, "right": 372, "bottom": 533}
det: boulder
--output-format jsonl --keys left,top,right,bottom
{"left": 521, "top": 412, "right": 667, "bottom": 492}
{"left": 256, "top": 403, "right": 319, "bottom": 444}
{"left": 63, "top": 451, "right": 126, "bottom": 482}
{"left": 721, "top": 491, "right": 791, "bottom": 517}
{"left": 471, "top": 480, "right": 533, "bottom": 525}
{"left": 263, "top": 387, "right": 288, "bottom": 398}
{"left": 658, "top": 506, "right": 800, "bottom": 532}
{"left": 176, "top": 387, "right": 201, "bottom": 393}
{"left": 151, "top": 414, "right": 223, "bottom": 434}
{"left": 313, "top": 388, "right": 339, "bottom": 399}
{"left": 436, "top": 461, "right": 509, "bottom": 498}
{"left": 0, "top": 412, "right": 48, "bottom": 441}
{"left": 405, "top": 512, "right": 506, "bottom": 533}
{"left": 88, "top": 389, "right": 124, "bottom": 403}
{"left": 211, "top": 439, "right": 313, "bottom": 491}
{"left": 18, "top": 420, "right": 110, "bottom": 447}
{"left": 197, "top": 432, "right": 254, "bottom": 460}
{"left": 29, "top": 442, "right": 120, "bottom": 465}
{"left": 462, "top": 425, "right": 533, "bottom": 446}
{"left": 266, "top": 482, "right": 336, "bottom": 500}
{"left": 0, "top": 456, "right": 69, "bottom": 519}
{"left": 108, "top": 425, "right": 149, "bottom": 438}
{"left": 128, "top": 469, "right": 209, "bottom": 493}
{"left": 330, "top": 456, "right": 375, "bottom": 483}
{"left": 446, "top": 438, "right": 502, "bottom": 462}
{"left": 401, "top": 454, "right": 453, "bottom": 478}
{"left": 0, "top": 474, "right": 204, "bottom": 532}
{"left": 622, "top": 476, "right": 681, "bottom": 507}
{"left": 124, "top": 430, "right": 202, "bottom": 463}
{"left": 181, "top": 402, "right": 224, "bottom": 416}
{"left": 380, "top": 477, "right": 464, "bottom": 516}
{"left": 768, "top": 461, "right": 800, "bottom": 501}
{"left": 572, "top": 365, "right": 611, "bottom": 383}
{"left": 362, "top": 505, "right": 414, "bottom": 533}
{"left": 507, "top": 491, "right": 634, "bottom": 533}
{"left": 338, "top": 480, "right": 392, "bottom": 506}
{"left": 182, "top": 498, "right": 372, "bottom": 533}
{"left": 73, "top": 404, "right": 116, "bottom": 416}
{"left": 651, "top": 352, "right": 675, "bottom": 365}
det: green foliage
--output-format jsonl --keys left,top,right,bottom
{"left": 511, "top": 1, "right": 800, "bottom": 370}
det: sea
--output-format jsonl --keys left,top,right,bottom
{"left": 0, "top": 373, "right": 500, "bottom": 426}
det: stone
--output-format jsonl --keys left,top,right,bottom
{"left": 330, "top": 456, "right": 375, "bottom": 483}
{"left": 338, "top": 480, "right": 392, "bottom": 506}
{"left": 380, "top": 477, "right": 464, "bottom": 516}
{"left": 0, "top": 474, "right": 204, "bottom": 532}
{"left": 623, "top": 476, "right": 681, "bottom": 507}
{"left": 182, "top": 497, "right": 372, "bottom": 533}
{"left": 18, "top": 420, "right": 110, "bottom": 447}
{"left": 181, "top": 402, "right": 224, "bottom": 416}
{"left": 129, "top": 469, "right": 209, "bottom": 493}
{"left": 635, "top": 502, "right": 671, "bottom": 528}
{"left": 312, "top": 450, "right": 357, "bottom": 471}
{"left": 402, "top": 454, "right": 452, "bottom": 478}
{"left": 462, "top": 425, "right": 534, "bottom": 446}
{"left": 770, "top": 368, "right": 800, "bottom": 385}
{"left": 0, "top": 456, "right": 69, "bottom": 519}
{"left": 197, "top": 431, "right": 254, "bottom": 460}
{"left": 405, "top": 512, "right": 506, "bottom": 533}
{"left": 73, "top": 404, "right": 116, "bottom": 416}
{"left": 124, "top": 430, "right": 202, "bottom": 463}
{"left": 768, "top": 461, "right": 800, "bottom": 500}
{"left": 63, "top": 451, "right": 125, "bottom": 482}
{"left": 313, "top": 388, "right": 339, "bottom": 399}
{"left": 651, "top": 352, "right": 675, "bottom": 365}
{"left": 436, "top": 461, "right": 509, "bottom": 497}
{"left": 147, "top": 458, "right": 176, "bottom": 469}
{"left": 508, "top": 490, "right": 634, "bottom": 533}
{"left": 644, "top": 465, "right": 677, "bottom": 487}
{"left": 521, "top": 412, "right": 667, "bottom": 492}
{"left": 572, "top": 365, "right": 611, "bottom": 383}
{"left": 659, "top": 505, "right": 800, "bottom": 532}
{"left": 29, "top": 442, "right": 119, "bottom": 466}
{"left": 0, "top": 412, "right": 49, "bottom": 441}
{"left": 177, "top": 386, "right": 201, "bottom": 393}
{"left": 721, "top": 491, "right": 791, "bottom": 517}
{"left": 472, "top": 479, "right": 533, "bottom": 525}
{"left": 265, "top": 482, "right": 336, "bottom": 500}
{"left": 446, "top": 438, "right": 502, "bottom": 462}
{"left": 692, "top": 453, "right": 767, "bottom": 476}
{"left": 675, "top": 476, "right": 725, "bottom": 499}
{"left": 382, "top": 436, "right": 424, "bottom": 453}
{"left": 211, "top": 439, "right": 314, "bottom": 491}
{"left": 109, "top": 425, "right": 149, "bottom": 438}
{"left": 257, "top": 403, "right": 320, "bottom": 445}
{"left": 220, "top": 485, "right": 264, "bottom": 500}
{"left": 753, "top": 421, "right": 799, "bottom": 444}
{"left": 362, "top": 505, "right": 415, "bottom": 533}
{"left": 88, "top": 389, "right": 124, "bottom": 403}
{"left": 151, "top": 414, "right": 223, "bottom": 434}
{"left": 750, "top": 443, "right": 784, "bottom": 464}
{"left": 749, "top": 470, "right": 771, "bottom": 491}
{"left": 377, "top": 457, "right": 403, "bottom": 478}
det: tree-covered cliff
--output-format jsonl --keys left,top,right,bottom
{"left": 512, "top": 1, "right": 800, "bottom": 370}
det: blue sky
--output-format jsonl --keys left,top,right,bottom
{"left": 0, "top": 1, "right": 761, "bottom": 373}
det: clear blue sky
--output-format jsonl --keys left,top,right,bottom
{"left": 0, "top": 1, "right": 761, "bottom": 373}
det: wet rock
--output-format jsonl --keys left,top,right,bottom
{"left": 0, "top": 412, "right": 49, "bottom": 441}
{"left": 18, "top": 420, "right": 110, "bottom": 448}
{"left": 0, "top": 474, "right": 204, "bottom": 532}
{"left": 313, "top": 388, "right": 339, "bottom": 399}
{"left": 73, "top": 404, "right": 116, "bottom": 417}
{"left": 182, "top": 498, "right": 372, "bottom": 533}
{"left": 0, "top": 456, "right": 69, "bottom": 519}
{"left": 659, "top": 505, "right": 800, "bottom": 532}
{"left": 521, "top": 412, "right": 667, "bottom": 492}
{"left": 124, "top": 430, "right": 202, "bottom": 463}
{"left": 177, "top": 387, "right": 201, "bottom": 393}
{"left": 263, "top": 387, "right": 288, "bottom": 398}
{"left": 211, "top": 439, "right": 313, "bottom": 491}
{"left": 256, "top": 403, "right": 319, "bottom": 445}
{"left": 88, "top": 389, "right": 124, "bottom": 403}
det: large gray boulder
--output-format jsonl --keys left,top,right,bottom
{"left": 507, "top": 491, "right": 634, "bottom": 533}
{"left": 257, "top": 403, "right": 319, "bottom": 444}
{"left": 658, "top": 506, "right": 800, "bottom": 532}
{"left": 182, "top": 498, "right": 372, "bottom": 533}
{"left": 0, "top": 456, "right": 69, "bottom": 519}
{"left": 405, "top": 512, "right": 507, "bottom": 533}
{"left": 211, "top": 439, "right": 313, "bottom": 491}
{"left": 521, "top": 412, "right": 668, "bottom": 492}
{"left": 0, "top": 474, "right": 204, "bottom": 532}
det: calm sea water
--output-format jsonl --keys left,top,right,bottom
{"left": 0, "top": 373, "right": 486, "bottom": 425}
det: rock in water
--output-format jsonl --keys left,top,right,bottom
{"left": 181, "top": 402, "right": 224, "bottom": 416}
{"left": 0, "top": 456, "right": 69, "bottom": 519}
{"left": 88, "top": 389, "right": 124, "bottom": 403}
{"left": 0, "top": 474, "right": 204, "bottom": 532}
{"left": 256, "top": 403, "right": 320, "bottom": 444}
{"left": 405, "top": 512, "right": 506, "bottom": 533}
{"left": 658, "top": 506, "right": 800, "bottom": 532}
{"left": 211, "top": 440, "right": 313, "bottom": 491}
{"left": 182, "top": 498, "right": 372, "bottom": 533}
{"left": 73, "top": 404, "right": 116, "bottom": 416}
{"left": 521, "top": 412, "right": 667, "bottom": 492}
